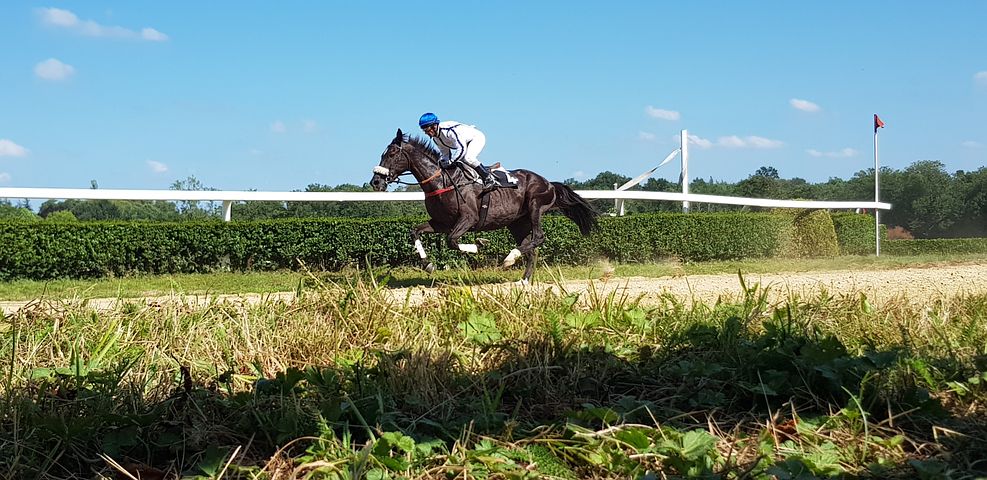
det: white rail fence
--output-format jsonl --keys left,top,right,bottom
{"left": 1, "top": 187, "right": 891, "bottom": 222}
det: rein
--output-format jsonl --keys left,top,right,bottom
{"left": 383, "top": 147, "right": 475, "bottom": 198}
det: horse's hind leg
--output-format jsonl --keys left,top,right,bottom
{"left": 506, "top": 220, "right": 537, "bottom": 284}
{"left": 411, "top": 222, "right": 437, "bottom": 273}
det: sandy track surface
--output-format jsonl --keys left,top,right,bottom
{"left": 3, "top": 263, "right": 985, "bottom": 316}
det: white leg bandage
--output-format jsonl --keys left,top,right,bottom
{"left": 414, "top": 239, "right": 427, "bottom": 259}
{"left": 503, "top": 248, "right": 522, "bottom": 267}
{"left": 458, "top": 243, "right": 478, "bottom": 254}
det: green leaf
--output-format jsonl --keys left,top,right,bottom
{"left": 458, "top": 311, "right": 502, "bottom": 346}
{"left": 197, "top": 444, "right": 230, "bottom": 476}
{"left": 564, "top": 312, "right": 600, "bottom": 329}
{"left": 614, "top": 428, "right": 652, "bottom": 451}
{"left": 680, "top": 430, "right": 717, "bottom": 461}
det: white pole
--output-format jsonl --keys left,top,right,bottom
{"left": 614, "top": 183, "right": 624, "bottom": 216}
{"left": 681, "top": 129, "right": 690, "bottom": 213}
{"left": 874, "top": 126, "right": 880, "bottom": 256}
{"left": 223, "top": 200, "right": 233, "bottom": 222}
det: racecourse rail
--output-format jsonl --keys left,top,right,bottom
{"left": 1, "top": 187, "right": 891, "bottom": 221}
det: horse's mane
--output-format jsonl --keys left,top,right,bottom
{"left": 405, "top": 135, "right": 441, "bottom": 162}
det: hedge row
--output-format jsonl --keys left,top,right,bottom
{"left": 831, "top": 213, "right": 884, "bottom": 255}
{"left": 883, "top": 238, "right": 987, "bottom": 256}
{"left": 0, "top": 212, "right": 871, "bottom": 281}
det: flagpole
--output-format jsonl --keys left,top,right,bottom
{"left": 874, "top": 119, "right": 880, "bottom": 257}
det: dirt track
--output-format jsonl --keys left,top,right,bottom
{"left": 3, "top": 263, "right": 985, "bottom": 316}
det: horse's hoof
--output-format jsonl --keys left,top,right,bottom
{"left": 424, "top": 262, "right": 435, "bottom": 273}
{"left": 514, "top": 278, "right": 530, "bottom": 287}
{"left": 502, "top": 248, "right": 522, "bottom": 268}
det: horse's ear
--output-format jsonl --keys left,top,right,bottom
{"left": 395, "top": 128, "right": 404, "bottom": 144}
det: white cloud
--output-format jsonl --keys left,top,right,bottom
{"left": 303, "top": 120, "right": 318, "bottom": 133}
{"left": 0, "top": 139, "right": 29, "bottom": 157}
{"left": 38, "top": 7, "right": 168, "bottom": 42}
{"left": 975, "top": 71, "right": 987, "bottom": 84}
{"left": 248, "top": 148, "right": 264, "bottom": 156}
{"left": 717, "top": 135, "right": 783, "bottom": 149}
{"left": 0, "top": 172, "right": 10, "bottom": 183}
{"left": 638, "top": 131, "right": 656, "bottom": 141}
{"left": 962, "top": 140, "right": 983, "bottom": 148}
{"left": 270, "top": 120, "right": 286, "bottom": 133}
{"left": 141, "top": 28, "right": 169, "bottom": 41}
{"left": 746, "top": 136, "right": 784, "bottom": 148}
{"left": 645, "top": 106, "right": 680, "bottom": 121}
{"left": 40, "top": 7, "right": 78, "bottom": 26}
{"left": 806, "top": 148, "right": 857, "bottom": 158}
{"left": 790, "top": 98, "right": 821, "bottom": 112}
{"left": 718, "top": 136, "right": 746, "bottom": 148}
{"left": 688, "top": 134, "right": 712, "bottom": 149}
{"left": 572, "top": 170, "right": 587, "bottom": 180}
{"left": 146, "top": 160, "right": 168, "bottom": 173}
{"left": 34, "top": 58, "right": 75, "bottom": 81}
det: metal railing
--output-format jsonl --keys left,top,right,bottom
{"left": 0, "top": 186, "right": 891, "bottom": 221}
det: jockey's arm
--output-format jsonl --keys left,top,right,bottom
{"left": 448, "top": 126, "right": 467, "bottom": 164}
{"left": 437, "top": 145, "right": 452, "bottom": 166}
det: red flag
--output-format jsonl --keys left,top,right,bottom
{"left": 874, "top": 114, "right": 885, "bottom": 133}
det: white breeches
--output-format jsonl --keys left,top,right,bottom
{"left": 460, "top": 131, "right": 485, "bottom": 168}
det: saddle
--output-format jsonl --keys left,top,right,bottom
{"left": 456, "top": 162, "right": 519, "bottom": 189}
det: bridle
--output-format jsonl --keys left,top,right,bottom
{"left": 374, "top": 142, "right": 471, "bottom": 198}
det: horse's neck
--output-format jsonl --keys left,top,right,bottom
{"left": 409, "top": 151, "right": 445, "bottom": 185}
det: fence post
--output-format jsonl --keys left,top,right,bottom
{"left": 681, "top": 129, "right": 690, "bottom": 213}
{"left": 223, "top": 200, "right": 233, "bottom": 222}
{"left": 614, "top": 183, "right": 625, "bottom": 216}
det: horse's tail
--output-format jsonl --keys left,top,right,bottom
{"left": 551, "top": 182, "right": 598, "bottom": 236}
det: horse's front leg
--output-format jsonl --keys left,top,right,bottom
{"left": 445, "top": 215, "right": 480, "bottom": 254}
{"left": 411, "top": 222, "right": 437, "bottom": 273}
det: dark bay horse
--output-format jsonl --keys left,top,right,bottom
{"left": 370, "top": 129, "right": 597, "bottom": 284}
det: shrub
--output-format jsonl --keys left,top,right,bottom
{"left": 0, "top": 212, "right": 840, "bottom": 281}
{"left": 883, "top": 238, "right": 987, "bottom": 256}
{"left": 791, "top": 209, "right": 839, "bottom": 257}
{"left": 832, "top": 213, "right": 882, "bottom": 255}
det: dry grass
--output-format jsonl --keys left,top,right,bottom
{"left": 2, "top": 274, "right": 987, "bottom": 478}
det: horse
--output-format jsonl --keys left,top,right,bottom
{"left": 369, "top": 128, "right": 597, "bottom": 284}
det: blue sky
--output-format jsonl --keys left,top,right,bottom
{"left": 1, "top": 2, "right": 986, "bottom": 192}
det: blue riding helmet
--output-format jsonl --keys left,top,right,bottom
{"left": 418, "top": 112, "right": 439, "bottom": 128}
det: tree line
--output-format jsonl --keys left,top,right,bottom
{"left": 2, "top": 160, "right": 985, "bottom": 238}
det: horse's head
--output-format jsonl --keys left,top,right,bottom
{"left": 370, "top": 129, "right": 412, "bottom": 192}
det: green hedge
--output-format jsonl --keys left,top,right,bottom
{"left": 0, "top": 212, "right": 872, "bottom": 281}
{"left": 883, "top": 238, "right": 987, "bottom": 256}
{"left": 832, "top": 213, "right": 883, "bottom": 255}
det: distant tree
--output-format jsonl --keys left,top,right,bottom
{"left": 170, "top": 175, "right": 220, "bottom": 219}
{"left": 754, "top": 166, "right": 780, "bottom": 179}
{"left": 736, "top": 167, "right": 782, "bottom": 201}
{"left": 894, "top": 161, "right": 961, "bottom": 237}
{"left": 0, "top": 199, "right": 38, "bottom": 220}
{"left": 45, "top": 210, "right": 78, "bottom": 222}
{"left": 563, "top": 171, "right": 632, "bottom": 214}
{"left": 779, "top": 177, "right": 812, "bottom": 199}
{"left": 39, "top": 198, "right": 121, "bottom": 220}
{"left": 953, "top": 167, "right": 987, "bottom": 236}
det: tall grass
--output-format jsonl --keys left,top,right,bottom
{"left": 2, "top": 274, "right": 986, "bottom": 478}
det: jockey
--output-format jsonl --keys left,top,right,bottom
{"left": 418, "top": 112, "right": 497, "bottom": 191}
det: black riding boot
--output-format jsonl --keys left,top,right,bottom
{"left": 473, "top": 165, "right": 498, "bottom": 191}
